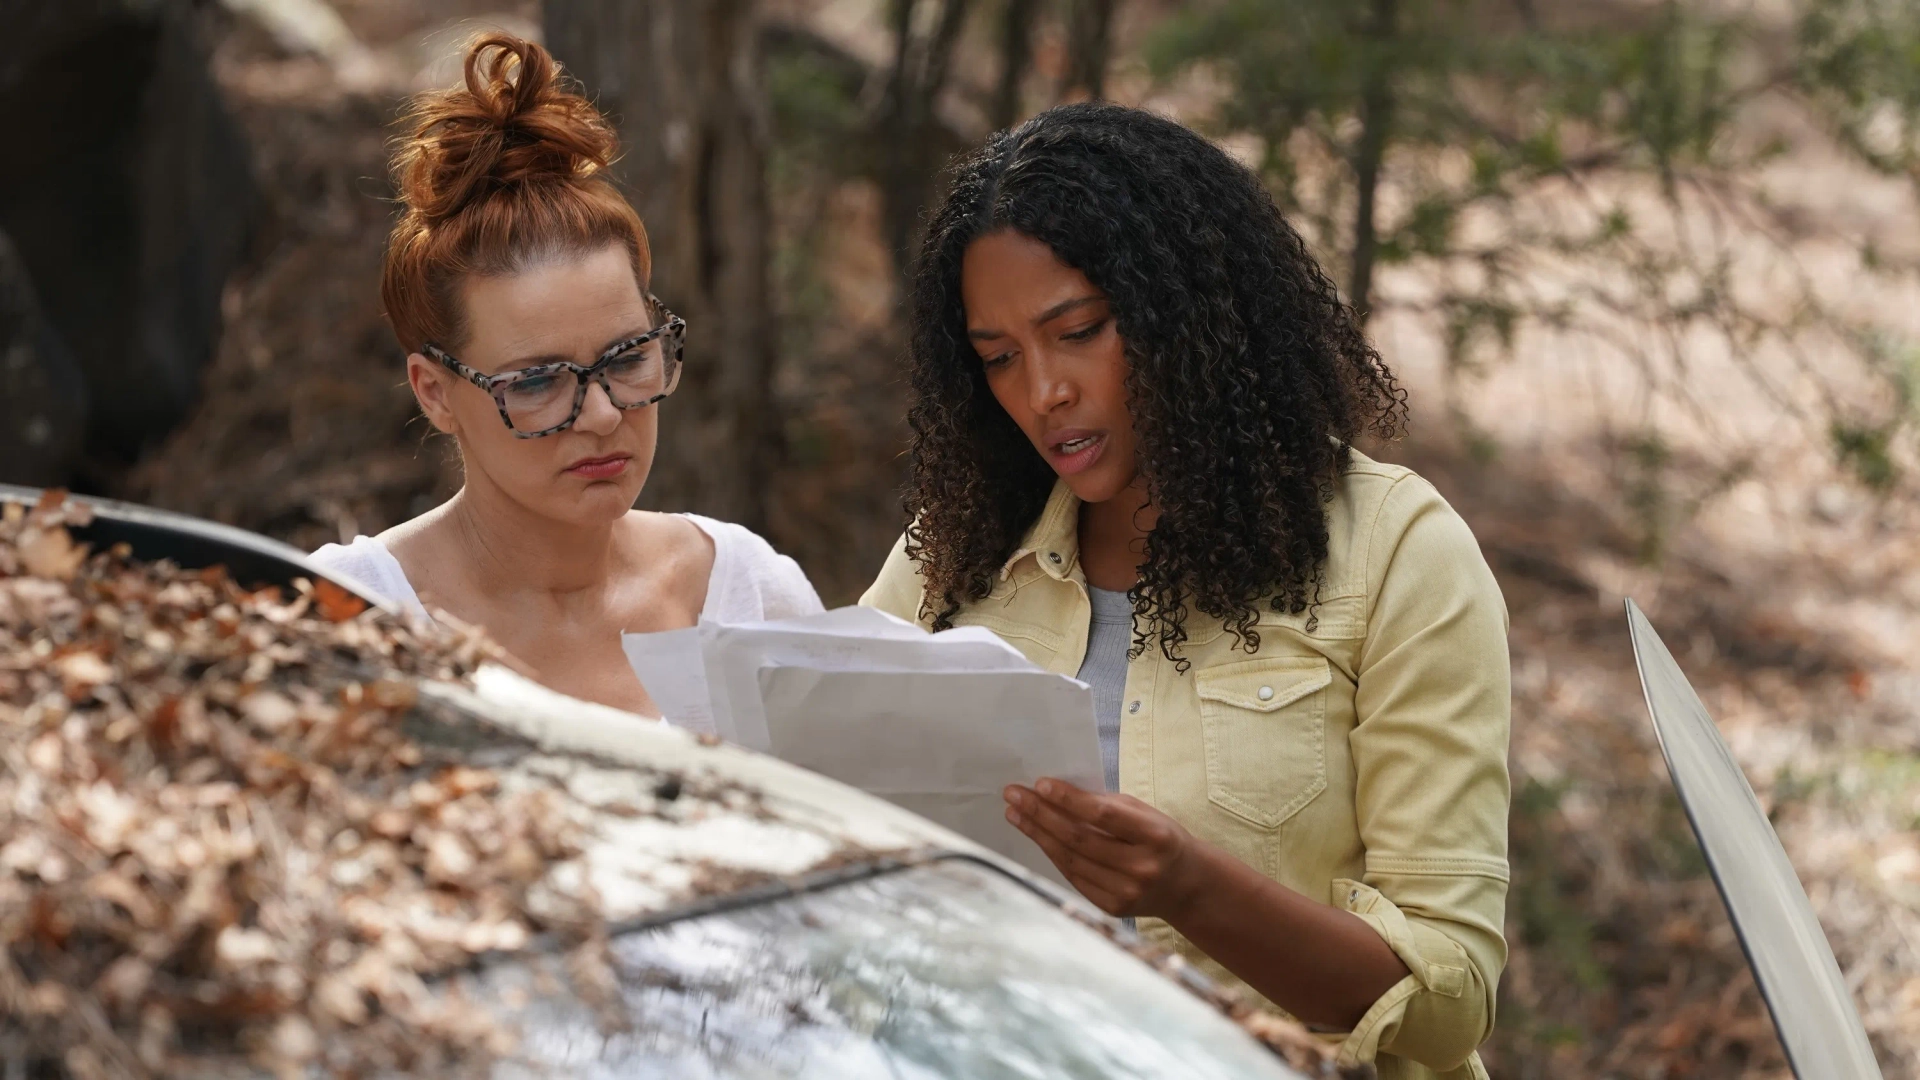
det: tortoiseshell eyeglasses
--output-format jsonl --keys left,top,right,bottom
{"left": 423, "top": 297, "right": 686, "bottom": 438}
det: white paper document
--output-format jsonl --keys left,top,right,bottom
{"left": 619, "top": 626, "right": 710, "bottom": 734}
{"left": 621, "top": 608, "right": 1104, "bottom": 884}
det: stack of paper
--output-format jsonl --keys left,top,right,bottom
{"left": 622, "top": 609, "right": 1104, "bottom": 885}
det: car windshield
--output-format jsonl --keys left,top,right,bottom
{"left": 473, "top": 858, "right": 1306, "bottom": 1079}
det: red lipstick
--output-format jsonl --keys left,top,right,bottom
{"left": 565, "top": 453, "right": 631, "bottom": 480}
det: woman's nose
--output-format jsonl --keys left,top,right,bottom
{"left": 573, "top": 378, "right": 623, "bottom": 435}
{"left": 1027, "top": 357, "right": 1077, "bottom": 415}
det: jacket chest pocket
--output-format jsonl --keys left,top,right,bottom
{"left": 1194, "top": 656, "right": 1331, "bottom": 830}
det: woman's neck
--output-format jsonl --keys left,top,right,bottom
{"left": 1077, "top": 478, "right": 1157, "bottom": 591}
{"left": 444, "top": 475, "right": 623, "bottom": 597}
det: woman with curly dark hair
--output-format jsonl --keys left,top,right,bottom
{"left": 861, "top": 103, "right": 1511, "bottom": 1080}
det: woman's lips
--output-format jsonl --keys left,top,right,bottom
{"left": 565, "top": 453, "right": 631, "bottom": 480}
{"left": 1045, "top": 432, "right": 1105, "bottom": 475}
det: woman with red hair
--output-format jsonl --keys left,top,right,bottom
{"left": 312, "top": 34, "right": 820, "bottom": 717}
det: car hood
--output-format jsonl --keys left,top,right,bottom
{"left": 420, "top": 663, "right": 1007, "bottom": 923}
{"left": 1627, "top": 599, "right": 1882, "bottom": 1079}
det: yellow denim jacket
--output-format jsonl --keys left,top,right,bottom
{"left": 860, "top": 451, "right": 1511, "bottom": 1079}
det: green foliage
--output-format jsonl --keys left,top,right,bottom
{"left": 1622, "top": 431, "right": 1672, "bottom": 564}
{"left": 1651, "top": 788, "right": 1711, "bottom": 882}
{"left": 1795, "top": 0, "right": 1920, "bottom": 174}
{"left": 1148, "top": 0, "right": 1920, "bottom": 472}
{"left": 1441, "top": 295, "right": 1520, "bottom": 372}
{"left": 766, "top": 34, "right": 868, "bottom": 176}
{"left": 764, "top": 32, "right": 870, "bottom": 365}
{"left": 1828, "top": 330, "right": 1920, "bottom": 490}
{"left": 1831, "top": 420, "right": 1899, "bottom": 490}
{"left": 1508, "top": 778, "right": 1609, "bottom": 992}
{"left": 1147, "top": 0, "right": 1756, "bottom": 274}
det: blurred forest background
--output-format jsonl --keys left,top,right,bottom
{"left": 5, "top": 0, "right": 1920, "bottom": 1075}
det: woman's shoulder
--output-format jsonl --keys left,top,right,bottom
{"left": 672, "top": 513, "right": 824, "bottom": 621}
{"left": 625, "top": 510, "right": 718, "bottom": 566}
{"left": 308, "top": 535, "right": 428, "bottom": 616}
{"left": 308, "top": 535, "right": 400, "bottom": 586}
{"left": 1317, "top": 448, "right": 1492, "bottom": 593}
{"left": 1331, "top": 449, "right": 1462, "bottom": 536}
{"left": 1330, "top": 451, "right": 1504, "bottom": 626}
{"left": 1334, "top": 446, "right": 1424, "bottom": 499}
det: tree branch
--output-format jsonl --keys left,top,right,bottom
{"left": 1348, "top": 0, "right": 1398, "bottom": 320}
{"left": 993, "top": 0, "right": 1040, "bottom": 129}
{"left": 1060, "top": 0, "right": 1116, "bottom": 102}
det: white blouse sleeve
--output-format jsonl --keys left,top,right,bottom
{"left": 683, "top": 515, "right": 824, "bottom": 622}
{"left": 307, "top": 536, "right": 430, "bottom": 620}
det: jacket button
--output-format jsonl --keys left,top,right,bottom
{"left": 1257, "top": 685, "right": 1275, "bottom": 701}
{"left": 1048, "top": 552, "right": 1062, "bottom": 563}
{"left": 1128, "top": 700, "right": 1141, "bottom": 714}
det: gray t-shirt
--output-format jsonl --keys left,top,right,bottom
{"left": 1078, "top": 585, "right": 1134, "bottom": 794}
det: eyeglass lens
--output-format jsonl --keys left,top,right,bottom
{"left": 498, "top": 336, "right": 676, "bottom": 431}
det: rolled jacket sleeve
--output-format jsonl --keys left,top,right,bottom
{"left": 1339, "top": 476, "right": 1512, "bottom": 1074}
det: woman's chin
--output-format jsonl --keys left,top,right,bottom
{"left": 546, "top": 475, "right": 648, "bottom": 523}
{"left": 1061, "top": 462, "right": 1137, "bottom": 507}
{"left": 1059, "top": 477, "right": 1099, "bottom": 504}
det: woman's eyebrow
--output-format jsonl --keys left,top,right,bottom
{"left": 967, "top": 296, "right": 1106, "bottom": 341}
{"left": 498, "top": 350, "right": 572, "bottom": 371}
{"left": 596, "top": 327, "right": 656, "bottom": 358}
{"left": 1032, "top": 296, "right": 1104, "bottom": 326}
{"left": 497, "top": 328, "right": 652, "bottom": 371}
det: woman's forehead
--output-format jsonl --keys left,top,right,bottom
{"left": 961, "top": 230, "right": 1103, "bottom": 324}
{"left": 459, "top": 247, "right": 650, "bottom": 368}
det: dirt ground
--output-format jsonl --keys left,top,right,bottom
{"left": 120, "top": 2, "right": 1920, "bottom": 1076}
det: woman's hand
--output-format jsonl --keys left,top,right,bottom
{"left": 1007, "top": 777, "right": 1413, "bottom": 1031}
{"left": 1003, "top": 778, "right": 1203, "bottom": 919}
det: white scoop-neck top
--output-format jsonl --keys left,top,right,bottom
{"left": 308, "top": 514, "right": 822, "bottom": 624}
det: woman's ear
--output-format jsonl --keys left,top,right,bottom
{"left": 406, "top": 352, "right": 459, "bottom": 435}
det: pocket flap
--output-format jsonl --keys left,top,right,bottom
{"left": 1194, "top": 656, "right": 1331, "bottom": 712}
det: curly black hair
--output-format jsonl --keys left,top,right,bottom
{"left": 903, "top": 103, "right": 1408, "bottom": 663}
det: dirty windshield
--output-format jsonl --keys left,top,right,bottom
{"left": 482, "top": 859, "right": 1305, "bottom": 1080}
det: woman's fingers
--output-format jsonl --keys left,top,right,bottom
{"left": 1005, "top": 780, "right": 1199, "bottom": 920}
{"left": 1007, "top": 806, "right": 1139, "bottom": 913}
{"left": 1011, "top": 789, "right": 1136, "bottom": 868}
{"left": 1029, "top": 779, "right": 1180, "bottom": 850}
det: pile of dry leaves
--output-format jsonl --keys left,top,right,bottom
{"left": 0, "top": 492, "right": 601, "bottom": 1078}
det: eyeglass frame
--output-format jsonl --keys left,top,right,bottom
{"left": 421, "top": 296, "right": 687, "bottom": 439}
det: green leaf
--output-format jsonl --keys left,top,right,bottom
{"left": 1521, "top": 128, "right": 1564, "bottom": 172}
{"left": 1831, "top": 421, "right": 1900, "bottom": 490}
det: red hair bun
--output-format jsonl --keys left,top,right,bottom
{"left": 381, "top": 33, "right": 649, "bottom": 354}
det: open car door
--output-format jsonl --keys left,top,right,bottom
{"left": 1625, "top": 599, "right": 1882, "bottom": 1079}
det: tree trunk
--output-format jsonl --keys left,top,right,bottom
{"left": 0, "top": 229, "right": 87, "bottom": 486}
{"left": 1347, "top": 0, "right": 1398, "bottom": 324}
{"left": 0, "top": 0, "right": 253, "bottom": 486}
{"left": 544, "top": 0, "right": 777, "bottom": 532}
{"left": 992, "top": 0, "right": 1041, "bottom": 130}
{"left": 1060, "top": 0, "right": 1116, "bottom": 102}
{"left": 877, "top": 0, "right": 976, "bottom": 284}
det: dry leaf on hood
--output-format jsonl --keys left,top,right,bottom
{"left": 18, "top": 526, "right": 88, "bottom": 581}
{"left": 313, "top": 578, "right": 368, "bottom": 623}
{"left": 0, "top": 497, "right": 602, "bottom": 1076}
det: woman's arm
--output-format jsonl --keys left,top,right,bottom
{"left": 1011, "top": 474, "right": 1511, "bottom": 1070}
{"left": 1005, "top": 780, "right": 1408, "bottom": 1029}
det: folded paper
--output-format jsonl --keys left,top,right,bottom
{"left": 622, "top": 608, "right": 1103, "bottom": 885}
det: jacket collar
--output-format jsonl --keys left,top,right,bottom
{"left": 1002, "top": 480, "right": 1081, "bottom": 581}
